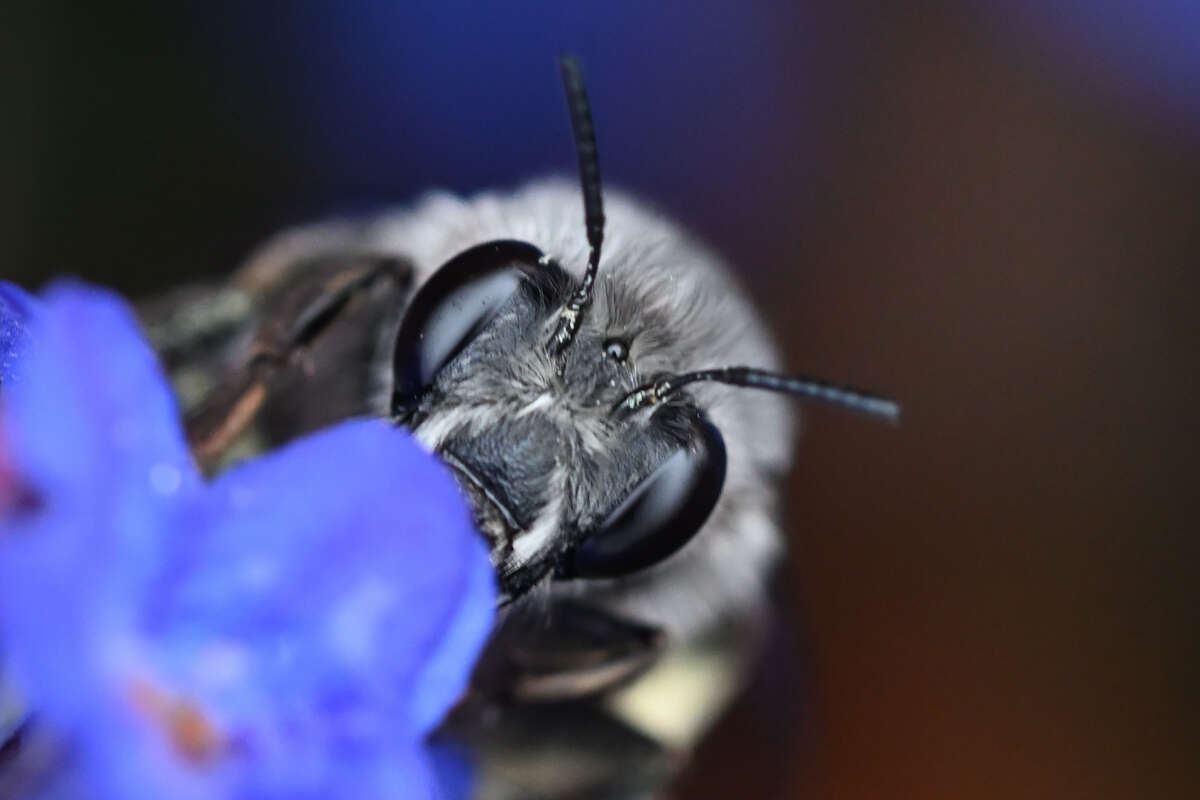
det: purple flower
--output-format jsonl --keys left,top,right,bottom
{"left": 0, "top": 282, "right": 495, "bottom": 798}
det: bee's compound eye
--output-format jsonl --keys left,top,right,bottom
{"left": 392, "top": 240, "right": 553, "bottom": 412}
{"left": 563, "top": 420, "right": 727, "bottom": 579}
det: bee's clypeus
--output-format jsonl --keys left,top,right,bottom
{"left": 146, "top": 57, "right": 898, "bottom": 799}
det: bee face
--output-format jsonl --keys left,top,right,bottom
{"left": 390, "top": 239, "right": 729, "bottom": 604}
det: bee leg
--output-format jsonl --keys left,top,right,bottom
{"left": 469, "top": 600, "right": 667, "bottom": 704}
{"left": 184, "top": 254, "right": 412, "bottom": 471}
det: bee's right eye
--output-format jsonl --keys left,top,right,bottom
{"left": 559, "top": 417, "right": 728, "bottom": 580}
{"left": 391, "top": 240, "right": 555, "bottom": 413}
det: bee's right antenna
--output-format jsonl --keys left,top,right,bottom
{"left": 613, "top": 366, "right": 901, "bottom": 423}
{"left": 547, "top": 54, "right": 605, "bottom": 356}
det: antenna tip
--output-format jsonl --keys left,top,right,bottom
{"left": 875, "top": 399, "right": 902, "bottom": 424}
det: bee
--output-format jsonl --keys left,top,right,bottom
{"left": 136, "top": 57, "right": 899, "bottom": 799}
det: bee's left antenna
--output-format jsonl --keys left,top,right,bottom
{"left": 547, "top": 54, "right": 605, "bottom": 355}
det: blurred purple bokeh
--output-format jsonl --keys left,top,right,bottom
{"left": 977, "top": 1, "right": 1200, "bottom": 134}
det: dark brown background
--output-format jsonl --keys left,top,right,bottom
{"left": 3, "top": 3, "right": 1196, "bottom": 798}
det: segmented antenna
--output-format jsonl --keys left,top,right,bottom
{"left": 613, "top": 366, "right": 901, "bottom": 422}
{"left": 547, "top": 54, "right": 605, "bottom": 355}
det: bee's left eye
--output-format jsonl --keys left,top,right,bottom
{"left": 392, "top": 240, "right": 557, "bottom": 413}
{"left": 560, "top": 419, "right": 727, "bottom": 579}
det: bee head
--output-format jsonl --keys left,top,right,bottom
{"left": 389, "top": 57, "right": 897, "bottom": 604}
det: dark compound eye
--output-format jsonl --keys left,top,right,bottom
{"left": 603, "top": 338, "right": 629, "bottom": 362}
{"left": 391, "top": 240, "right": 562, "bottom": 414}
{"left": 558, "top": 419, "right": 727, "bottom": 579}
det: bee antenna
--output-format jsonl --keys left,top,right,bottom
{"left": 613, "top": 366, "right": 901, "bottom": 423}
{"left": 547, "top": 54, "right": 605, "bottom": 355}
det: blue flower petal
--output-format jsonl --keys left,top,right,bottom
{"left": 235, "top": 740, "right": 442, "bottom": 800}
{"left": 1, "top": 282, "right": 197, "bottom": 501}
{"left": 142, "top": 419, "right": 494, "bottom": 792}
{"left": 406, "top": 539, "right": 495, "bottom": 736}
{"left": 0, "top": 284, "right": 496, "bottom": 799}
{"left": 0, "top": 284, "right": 202, "bottom": 728}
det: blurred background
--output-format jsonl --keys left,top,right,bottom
{"left": 2, "top": 2, "right": 1196, "bottom": 798}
